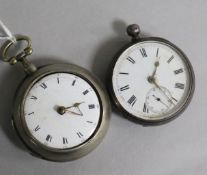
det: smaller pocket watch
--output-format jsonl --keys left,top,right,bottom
{"left": 0, "top": 35, "right": 111, "bottom": 161}
{"left": 108, "top": 24, "right": 195, "bottom": 125}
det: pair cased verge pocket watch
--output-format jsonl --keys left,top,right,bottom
{"left": 0, "top": 36, "right": 111, "bottom": 161}
{"left": 0, "top": 23, "right": 195, "bottom": 162}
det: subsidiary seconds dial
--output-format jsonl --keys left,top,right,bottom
{"left": 109, "top": 25, "right": 195, "bottom": 125}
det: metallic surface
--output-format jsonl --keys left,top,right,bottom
{"left": 13, "top": 64, "right": 111, "bottom": 161}
{"left": 0, "top": 35, "right": 36, "bottom": 74}
{"left": 108, "top": 36, "right": 195, "bottom": 125}
{"left": 126, "top": 24, "right": 140, "bottom": 41}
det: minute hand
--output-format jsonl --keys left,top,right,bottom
{"left": 64, "top": 102, "right": 85, "bottom": 116}
{"left": 152, "top": 79, "right": 175, "bottom": 106}
{"left": 65, "top": 101, "right": 85, "bottom": 109}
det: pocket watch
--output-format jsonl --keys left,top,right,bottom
{"left": 108, "top": 24, "right": 195, "bottom": 125}
{"left": 0, "top": 35, "right": 111, "bottom": 161}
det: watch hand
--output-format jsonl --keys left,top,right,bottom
{"left": 66, "top": 102, "right": 84, "bottom": 116}
{"left": 150, "top": 57, "right": 160, "bottom": 78}
{"left": 57, "top": 101, "right": 85, "bottom": 116}
{"left": 57, "top": 106, "right": 82, "bottom": 116}
{"left": 66, "top": 110, "right": 83, "bottom": 116}
{"left": 65, "top": 101, "right": 85, "bottom": 109}
{"left": 152, "top": 94, "right": 169, "bottom": 108}
{"left": 76, "top": 106, "right": 83, "bottom": 116}
{"left": 150, "top": 78, "right": 175, "bottom": 106}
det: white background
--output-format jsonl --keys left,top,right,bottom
{"left": 0, "top": 0, "right": 205, "bottom": 174}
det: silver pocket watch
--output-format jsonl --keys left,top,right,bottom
{"left": 0, "top": 35, "right": 111, "bottom": 161}
{"left": 108, "top": 24, "right": 195, "bottom": 125}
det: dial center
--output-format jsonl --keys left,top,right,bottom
{"left": 147, "top": 76, "right": 155, "bottom": 83}
{"left": 57, "top": 106, "right": 66, "bottom": 115}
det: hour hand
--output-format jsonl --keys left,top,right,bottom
{"left": 66, "top": 110, "right": 83, "bottom": 116}
{"left": 67, "top": 102, "right": 84, "bottom": 116}
{"left": 57, "top": 106, "right": 83, "bottom": 116}
{"left": 150, "top": 57, "right": 160, "bottom": 78}
{"left": 68, "top": 101, "right": 85, "bottom": 108}
{"left": 57, "top": 102, "right": 85, "bottom": 116}
{"left": 68, "top": 105, "right": 83, "bottom": 116}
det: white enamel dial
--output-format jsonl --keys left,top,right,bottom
{"left": 145, "top": 86, "right": 173, "bottom": 114}
{"left": 112, "top": 40, "right": 193, "bottom": 121}
{"left": 24, "top": 73, "right": 101, "bottom": 149}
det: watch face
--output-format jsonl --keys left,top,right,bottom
{"left": 111, "top": 39, "right": 194, "bottom": 123}
{"left": 23, "top": 73, "right": 101, "bottom": 149}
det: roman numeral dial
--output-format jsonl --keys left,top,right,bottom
{"left": 112, "top": 40, "right": 193, "bottom": 122}
{"left": 24, "top": 73, "right": 101, "bottom": 149}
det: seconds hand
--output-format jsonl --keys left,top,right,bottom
{"left": 151, "top": 79, "right": 175, "bottom": 106}
{"left": 152, "top": 94, "right": 170, "bottom": 108}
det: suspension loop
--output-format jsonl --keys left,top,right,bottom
{"left": 0, "top": 35, "right": 32, "bottom": 64}
{"left": 0, "top": 35, "right": 37, "bottom": 74}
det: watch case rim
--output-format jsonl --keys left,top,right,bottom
{"left": 107, "top": 37, "right": 195, "bottom": 126}
{"left": 13, "top": 63, "right": 111, "bottom": 162}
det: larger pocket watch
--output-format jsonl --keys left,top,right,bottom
{"left": 108, "top": 24, "right": 195, "bottom": 125}
{"left": 0, "top": 35, "right": 111, "bottom": 161}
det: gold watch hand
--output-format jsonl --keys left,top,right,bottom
{"left": 66, "top": 110, "right": 83, "bottom": 116}
{"left": 76, "top": 106, "right": 83, "bottom": 116}
{"left": 73, "top": 101, "right": 85, "bottom": 108}
{"left": 65, "top": 101, "right": 85, "bottom": 109}
{"left": 66, "top": 101, "right": 84, "bottom": 116}
{"left": 57, "top": 106, "right": 82, "bottom": 116}
{"left": 57, "top": 102, "right": 85, "bottom": 115}
{"left": 75, "top": 102, "right": 84, "bottom": 116}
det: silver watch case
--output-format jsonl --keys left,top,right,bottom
{"left": 108, "top": 37, "right": 195, "bottom": 125}
{"left": 12, "top": 64, "right": 111, "bottom": 161}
